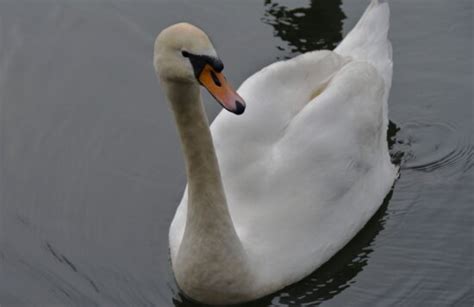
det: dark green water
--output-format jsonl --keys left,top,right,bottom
{"left": 0, "top": 0, "right": 472, "bottom": 306}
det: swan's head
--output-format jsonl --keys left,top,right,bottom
{"left": 154, "top": 23, "right": 245, "bottom": 115}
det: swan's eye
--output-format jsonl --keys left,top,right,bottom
{"left": 181, "top": 50, "right": 190, "bottom": 58}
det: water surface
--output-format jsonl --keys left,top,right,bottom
{"left": 0, "top": 0, "right": 472, "bottom": 306}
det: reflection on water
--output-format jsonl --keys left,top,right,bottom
{"left": 262, "top": 0, "right": 345, "bottom": 57}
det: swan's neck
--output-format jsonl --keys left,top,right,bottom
{"left": 164, "top": 81, "right": 254, "bottom": 303}
{"left": 167, "top": 82, "right": 235, "bottom": 240}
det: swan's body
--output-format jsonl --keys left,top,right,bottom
{"left": 154, "top": 0, "right": 397, "bottom": 304}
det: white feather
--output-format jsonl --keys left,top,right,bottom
{"left": 169, "top": 0, "right": 397, "bottom": 299}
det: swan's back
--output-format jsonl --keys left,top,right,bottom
{"left": 170, "top": 0, "right": 398, "bottom": 296}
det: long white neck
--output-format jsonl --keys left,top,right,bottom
{"left": 163, "top": 81, "right": 254, "bottom": 304}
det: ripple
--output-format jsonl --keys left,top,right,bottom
{"left": 392, "top": 120, "right": 472, "bottom": 177}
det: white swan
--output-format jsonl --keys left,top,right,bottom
{"left": 153, "top": 0, "right": 397, "bottom": 304}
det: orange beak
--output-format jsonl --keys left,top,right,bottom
{"left": 198, "top": 64, "right": 246, "bottom": 115}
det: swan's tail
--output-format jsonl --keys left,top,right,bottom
{"left": 336, "top": 0, "right": 394, "bottom": 173}
{"left": 335, "top": 0, "right": 392, "bottom": 102}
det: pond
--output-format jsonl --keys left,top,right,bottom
{"left": 0, "top": 0, "right": 472, "bottom": 306}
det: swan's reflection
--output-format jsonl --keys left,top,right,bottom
{"left": 262, "top": 0, "right": 346, "bottom": 57}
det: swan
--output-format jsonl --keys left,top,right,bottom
{"left": 153, "top": 0, "right": 398, "bottom": 304}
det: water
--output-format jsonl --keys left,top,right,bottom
{"left": 0, "top": 0, "right": 472, "bottom": 306}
